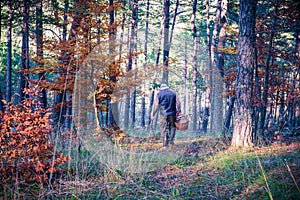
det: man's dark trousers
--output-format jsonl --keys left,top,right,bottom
{"left": 159, "top": 115, "right": 176, "bottom": 147}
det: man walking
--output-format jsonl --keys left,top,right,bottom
{"left": 151, "top": 83, "right": 181, "bottom": 147}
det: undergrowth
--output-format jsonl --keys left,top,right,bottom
{"left": 1, "top": 134, "right": 299, "bottom": 199}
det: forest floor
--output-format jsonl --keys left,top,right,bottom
{"left": 2, "top": 133, "right": 300, "bottom": 199}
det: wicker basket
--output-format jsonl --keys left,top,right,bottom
{"left": 175, "top": 115, "right": 189, "bottom": 131}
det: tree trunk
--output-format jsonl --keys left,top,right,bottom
{"left": 203, "top": 0, "right": 211, "bottom": 133}
{"left": 124, "top": 0, "right": 134, "bottom": 129}
{"left": 141, "top": 0, "right": 150, "bottom": 127}
{"left": 223, "top": 96, "right": 235, "bottom": 135}
{"left": 253, "top": 45, "right": 261, "bottom": 136}
{"left": 148, "top": 5, "right": 164, "bottom": 127}
{"left": 6, "top": 1, "right": 12, "bottom": 103}
{"left": 287, "top": 2, "right": 300, "bottom": 131}
{"left": 183, "top": 37, "right": 188, "bottom": 114}
{"left": 130, "top": 0, "right": 138, "bottom": 128}
{"left": 0, "top": 0, "right": 2, "bottom": 40}
{"left": 118, "top": 0, "right": 126, "bottom": 129}
{"left": 71, "top": 0, "right": 90, "bottom": 131}
{"left": 258, "top": 2, "right": 278, "bottom": 139}
{"left": 0, "top": 87, "right": 4, "bottom": 112}
{"left": 19, "top": 0, "right": 30, "bottom": 103}
{"left": 168, "top": 0, "right": 179, "bottom": 50}
{"left": 131, "top": 90, "right": 136, "bottom": 128}
{"left": 162, "top": 0, "right": 170, "bottom": 83}
{"left": 64, "top": 92, "right": 72, "bottom": 130}
{"left": 107, "top": 0, "right": 119, "bottom": 129}
{"left": 210, "top": 0, "right": 227, "bottom": 135}
{"left": 191, "top": 0, "right": 198, "bottom": 131}
{"left": 154, "top": 15, "right": 164, "bottom": 69}
{"left": 36, "top": 0, "right": 47, "bottom": 107}
{"left": 293, "top": 5, "right": 300, "bottom": 129}
{"left": 124, "top": 0, "right": 138, "bottom": 129}
{"left": 231, "top": 0, "right": 257, "bottom": 147}
{"left": 53, "top": 0, "right": 68, "bottom": 128}
{"left": 124, "top": 95, "right": 130, "bottom": 130}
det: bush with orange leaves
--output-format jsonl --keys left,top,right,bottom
{"left": 0, "top": 88, "right": 67, "bottom": 184}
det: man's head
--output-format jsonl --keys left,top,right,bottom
{"left": 160, "top": 83, "right": 169, "bottom": 90}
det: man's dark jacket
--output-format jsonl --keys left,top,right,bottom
{"left": 157, "top": 88, "right": 177, "bottom": 116}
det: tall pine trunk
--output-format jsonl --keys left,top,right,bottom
{"left": 231, "top": 0, "right": 257, "bottom": 147}
{"left": 130, "top": 0, "right": 138, "bottom": 128}
{"left": 19, "top": 0, "right": 30, "bottom": 103}
{"left": 108, "top": 0, "right": 119, "bottom": 129}
{"left": 124, "top": 0, "right": 138, "bottom": 129}
{"left": 191, "top": 0, "right": 198, "bottom": 131}
{"left": 287, "top": 2, "right": 300, "bottom": 131}
{"left": 169, "top": 0, "right": 179, "bottom": 50}
{"left": 0, "top": 0, "right": 1, "bottom": 40}
{"left": 293, "top": 10, "right": 300, "bottom": 128}
{"left": 183, "top": 37, "right": 188, "bottom": 114}
{"left": 162, "top": 0, "right": 170, "bottom": 83}
{"left": 0, "top": 87, "right": 3, "bottom": 112}
{"left": 203, "top": 0, "right": 212, "bottom": 134}
{"left": 36, "top": 0, "right": 47, "bottom": 107}
{"left": 148, "top": 7, "right": 164, "bottom": 128}
{"left": 210, "top": 0, "right": 227, "bottom": 135}
{"left": 141, "top": 0, "right": 150, "bottom": 127}
{"left": 54, "top": 0, "right": 68, "bottom": 129}
{"left": 223, "top": 96, "right": 235, "bottom": 135}
{"left": 6, "top": 1, "right": 12, "bottom": 103}
{"left": 258, "top": 2, "right": 278, "bottom": 139}
{"left": 253, "top": 40, "right": 261, "bottom": 136}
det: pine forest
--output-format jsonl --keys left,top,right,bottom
{"left": 0, "top": 0, "right": 299, "bottom": 199}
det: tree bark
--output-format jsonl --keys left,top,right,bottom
{"left": 36, "top": 0, "right": 47, "bottom": 107}
{"left": 258, "top": 2, "right": 278, "bottom": 139}
{"left": 54, "top": 0, "right": 69, "bottom": 129}
{"left": 253, "top": 42, "right": 260, "bottom": 136}
{"left": 162, "top": 0, "right": 170, "bottom": 83}
{"left": 184, "top": 37, "right": 188, "bottom": 114}
{"left": 203, "top": 0, "right": 212, "bottom": 133}
{"left": 141, "top": 0, "right": 150, "bottom": 127}
{"left": 124, "top": 0, "right": 138, "bottom": 129}
{"left": 154, "top": 15, "right": 164, "bottom": 69}
{"left": 287, "top": 1, "right": 300, "bottom": 131}
{"left": 168, "top": 0, "right": 179, "bottom": 50}
{"left": 0, "top": 0, "right": 2, "bottom": 40}
{"left": 223, "top": 96, "right": 235, "bottom": 135}
{"left": 130, "top": 0, "right": 138, "bottom": 128}
{"left": 6, "top": 1, "right": 12, "bottom": 103}
{"left": 231, "top": 0, "right": 257, "bottom": 147}
{"left": 210, "top": 0, "right": 227, "bottom": 135}
{"left": 294, "top": 4, "right": 300, "bottom": 129}
{"left": 0, "top": 87, "right": 4, "bottom": 112}
{"left": 116, "top": 0, "right": 126, "bottom": 127}
{"left": 19, "top": 0, "right": 30, "bottom": 103}
{"left": 148, "top": 5, "right": 164, "bottom": 127}
{"left": 191, "top": 0, "right": 198, "bottom": 131}
{"left": 107, "top": 0, "right": 119, "bottom": 129}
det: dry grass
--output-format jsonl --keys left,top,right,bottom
{"left": 1, "top": 134, "right": 299, "bottom": 199}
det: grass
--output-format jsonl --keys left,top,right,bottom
{"left": 1, "top": 133, "right": 299, "bottom": 199}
